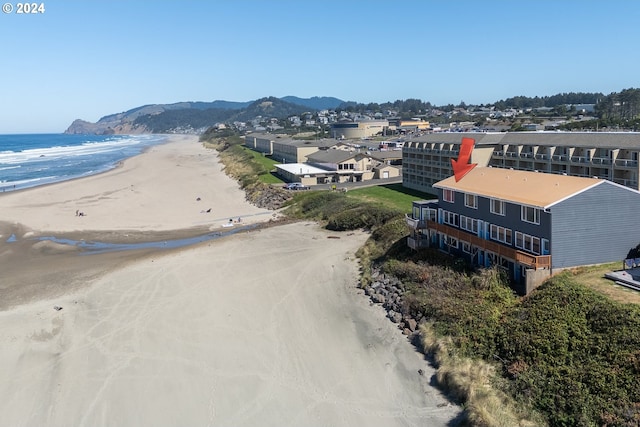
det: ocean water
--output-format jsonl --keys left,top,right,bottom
{"left": 0, "top": 134, "right": 169, "bottom": 191}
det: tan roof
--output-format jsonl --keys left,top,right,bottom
{"left": 433, "top": 167, "right": 603, "bottom": 208}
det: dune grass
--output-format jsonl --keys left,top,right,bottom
{"left": 420, "top": 323, "right": 544, "bottom": 427}
{"left": 238, "top": 146, "right": 283, "bottom": 184}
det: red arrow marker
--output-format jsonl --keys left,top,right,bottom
{"left": 450, "top": 137, "right": 477, "bottom": 182}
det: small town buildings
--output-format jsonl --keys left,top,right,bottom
{"left": 244, "top": 133, "right": 403, "bottom": 185}
{"left": 406, "top": 167, "right": 640, "bottom": 294}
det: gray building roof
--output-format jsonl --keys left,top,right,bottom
{"left": 282, "top": 139, "right": 337, "bottom": 149}
{"left": 367, "top": 150, "right": 403, "bottom": 161}
{"left": 410, "top": 131, "right": 640, "bottom": 148}
{"left": 306, "top": 149, "right": 361, "bottom": 163}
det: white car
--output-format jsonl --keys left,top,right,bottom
{"left": 283, "top": 182, "right": 310, "bottom": 190}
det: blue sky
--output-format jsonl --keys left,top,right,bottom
{"left": 1, "top": 0, "right": 638, "bottom": 133}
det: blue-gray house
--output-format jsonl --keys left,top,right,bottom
{"left": 406, "top": 167, "right": 640, "bottom": 294}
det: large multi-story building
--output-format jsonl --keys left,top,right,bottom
{"left": 406, "top": 167, "right": 640, "bottom": 294}
{"left": 403, "top": 132, "right": 640, "bottom": 193}
{"left": 330, "top": 119, "right": 389, "bottom": 139}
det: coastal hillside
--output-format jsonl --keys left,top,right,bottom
{"left": 64, "top": 96, "right": 344, "bottom": 135}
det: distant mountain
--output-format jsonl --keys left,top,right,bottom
{"left": 233, "top": 97, "right": 311, "bottom": 121}
{"left": 129, "top": 97, "right": 312, "bottom": 133}
{"left": 64, "top": 96, "right": 344, "bottom": 134}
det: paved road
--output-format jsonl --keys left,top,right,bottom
{"left": 279, "top": 176, "right": 403, "bottom": 192}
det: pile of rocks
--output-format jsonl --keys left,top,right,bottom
{"left": 363, "top": 268, "right": 425, "bottom": 336}
{"left": 246, "top": 183, "right": 292, "bottom": 210}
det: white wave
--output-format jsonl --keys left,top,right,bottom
{"left": 0, "top": 135, "right": 160, "bottom": 165}
{"left": 3, "top": 175, "right": 58, "bottom": 187}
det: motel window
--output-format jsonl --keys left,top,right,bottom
{"left": 490, "top": 199, "right": 506, "bottom": 216}
{"left": 443, "top": 211, "right": 459, "bottom": 227}
{"left": 443, "top": 189, "right": 455, "bottom": 203}
{"left": 446, "top": 235, "right": 458, "bottom": 249}
{"left": 521, "top": 206, "right": 540, "bottom": 225}
{"left": 464, "top": 193, "right": 478, "bottom": 209}
{"left": 412, "top": 205, "right": 420, "bottom": 219}
{"left": 460, "top": 216, "right": 479, "bottom": 234}
{"left": 515, "top": 231, "right": 541, "bottom": 255}
{"left": 486, "top": 251, "right": 497, "bottom": 266}
{"left": 515, "top": 231, "right": 524, "bottom": 249}
{"left": 532, "top": 237, "right": 541, "bottom": 255}
{"left": 490, "top": 224, "right": 512, "bottom": 245}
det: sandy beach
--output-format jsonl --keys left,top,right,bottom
{"left": 0, "top": 135, "right": 460, "bottom": 426}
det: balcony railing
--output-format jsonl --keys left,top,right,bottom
{"left": 426, "top": 220, "right": 551, "bottom": 269}
{"left": 407, "top": 235, "right": 430, "bottom": 250}
{"left": 613, "top": 178, "right": 640, "bottom": 189}
{"left": 615, "top": 159, "right": 639, "bottom": 167}
{"left": 571, "top": 156, "right": 589, "bottom": 163}
{"left": 591, "top": 157, "right": 612, "bottom": 165}
{"left": 405, "top": 214, "right": 426, "bottom": 230}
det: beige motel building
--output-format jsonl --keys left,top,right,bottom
{"left": 402, "top": 131, "right": 640, "bottom": 194}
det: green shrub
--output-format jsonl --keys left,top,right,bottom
{"left": 287, "top": 191, "right": 353, "bottom": 219}
{"left": 494, "top": 277, "right": 640, "bottom": 426}
{"left": 326, "top": 204, "right": 400, "bottom": 231}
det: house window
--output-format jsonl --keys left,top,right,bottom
{"left": 532, "top": 237, "right": 541, "bottom": 255}
{"left": 443, "top": 189, "right": 455, "bottom": 203}
{"left": 486, "top": 251, "right": 497, "bottom": 266}
{"left": 490, "top": 199, "right": 506, "bottom": 216}
{"left": 515, "top": 231, "right": 541, "bottom": 255}
{"left": 521, "top": 206, "right": 540, "bottom": 224}
{"left": 460, "top": 216, "right": 479, "bottom": 234}
{"left": 464, "top": 193, "right": 478, "bottom": 209}
{"left": 445, "top": 235, "right": 458, "bottom": 249}
{"left": 462, "top": 242, "right": 472, "bottom": 253}
{"left": 490, "top": 224, "right": 512, "bottom": 244}
{"left": 443, "top": 211, "right": 459, "bottom": 227}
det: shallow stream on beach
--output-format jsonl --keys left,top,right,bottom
{"left": 9, "top": 223, "right": 259, "bottom": 254}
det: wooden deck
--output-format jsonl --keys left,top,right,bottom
{"left": 423, "top": 220, "right": 551, "bottom": 269}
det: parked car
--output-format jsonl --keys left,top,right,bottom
{"left": 283, "top": 182, "right": 310, "bottom": 190}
